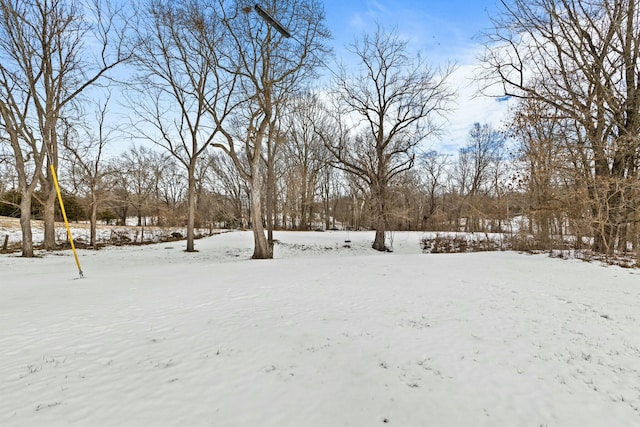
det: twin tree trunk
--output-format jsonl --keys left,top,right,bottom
{"left": 249, "top": 172, "right": 272, "bottom": 259}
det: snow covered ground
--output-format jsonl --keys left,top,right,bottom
{"left": 1, "top": 230, "right": 640, "bottom": 426}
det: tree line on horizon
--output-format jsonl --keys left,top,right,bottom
{"left": 1, "top": 0, "right": 639, "bottom": 262}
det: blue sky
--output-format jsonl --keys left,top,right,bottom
{"left": 323, "top": 0, "right": 500, "bottom": 60}
{"left": 319, "top": 0, "right": 510, "bottom": 152}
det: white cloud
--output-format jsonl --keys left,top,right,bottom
{"left": 433, "top": 50, "right": 514, "bottom": 154}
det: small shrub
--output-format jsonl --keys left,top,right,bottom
{"left": 422, "top": 234, "right": 506, "bottom": 254}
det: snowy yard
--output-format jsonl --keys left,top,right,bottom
{"left": 1, "top": 230, "right": 640, "bottom": 426}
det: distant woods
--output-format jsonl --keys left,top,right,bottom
{"left": 1, "top": 0, "right": 639, "bottom": 262}
{"left": 480, "top": 0, "right": 640, "bottom": 258}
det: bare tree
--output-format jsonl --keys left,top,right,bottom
{"left": 129, "top": 0, "right": 234, "bottom": 252}
{"left": 384, "top": 169, "right": 424, "bottom": 231}
{"left": 111, "top": 145, "right": 165, "bottom": 227}
{"left": 280, "top": 93, "right": 331, "bottom": 230}
{"left": 155, "top": 157, "right": 187, "bottom": 226}
{"left": 509, "top": 98, "right": 572, "bottom": 248}
{"left": 0, "top": 139, "right": 20, "bottom": 216}
{"left": 323, "top": 26, "right": 455, "bottom": 251}
{"left": 203, "top": 151, "right": 248, "bottom": 228}
{"left": 211, "top": 0, "right": 330, "bottom": 259}
{"left": 63, "top": 95, "right": 119, "bottom": 248}
{"left": 480, "top": 0, "right": 640, "bottom": 254}
{"left": 319, "top": 164, "right": 344, "bottom": 230}
{"left": 0, "top": 0, "right": 133, "bottom": 256}
{"left": 417, "top": 151, "right": 450, "bottom": 229}
{"left": 454, "top": 123, "right": 505, "bottom": 232}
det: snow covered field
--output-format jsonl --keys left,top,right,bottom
{"left": 1, "top": 230, "right": 640, "bottom": 426}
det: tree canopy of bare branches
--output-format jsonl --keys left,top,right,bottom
{"left": 0, "top": 0, "right": 133, "bottom": 256}
{"left": 481, "top": 0, "right": 640, "bottom": 254}
{"left": 130, "top": 0, "right": 233, "bottom": 252}
{"left": 211, "top": 0, "right": 330, "bottom": 259}
{"left": 323, "top": 25, "right": 455, "bottom": 251}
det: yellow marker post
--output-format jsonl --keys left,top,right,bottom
{"left": 50, "top": 164, "right": 84, "bottom": 278}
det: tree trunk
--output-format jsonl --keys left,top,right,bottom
{"left": 43, "top": 173, "right": 58, "bottom": 251}
{"left": 186, "top": 162, "right": 197, "bottom": 252}
{"left": 249, "top": 173, "right": 271, "bottom": 259}
{"left": 371, "top": 179, "right": 389, "bottom": 251}
{"left": 90, "top": 192, "right": 98, "bottom": 248}
{"left": 372, "top": 191, "right": 387, "bottom": 251}
{"left": 299, "top": 199, "right": 307, "bottom": 231}
{"left": 19, "top": 190, "right": 35, "bottom": 257}
{"left": 43, "top": 129, "right": 60, "bottom": 252}
{"left": 372, "top": 226, "right": 386, "bottom": 251}
{"left": 266, "top": 152, "right": 275, "bottom": 244}
{"left": 323, "top": 189, "right": 330, "bottom": 230}
{"left": 617, "top": 223, "right": 628, "bottom": 253}
{"left": 590, "top": 177, "right": 620, "bottom": 256}
{"left": 118, "top": 207, "right": 127, "bottom": 226}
